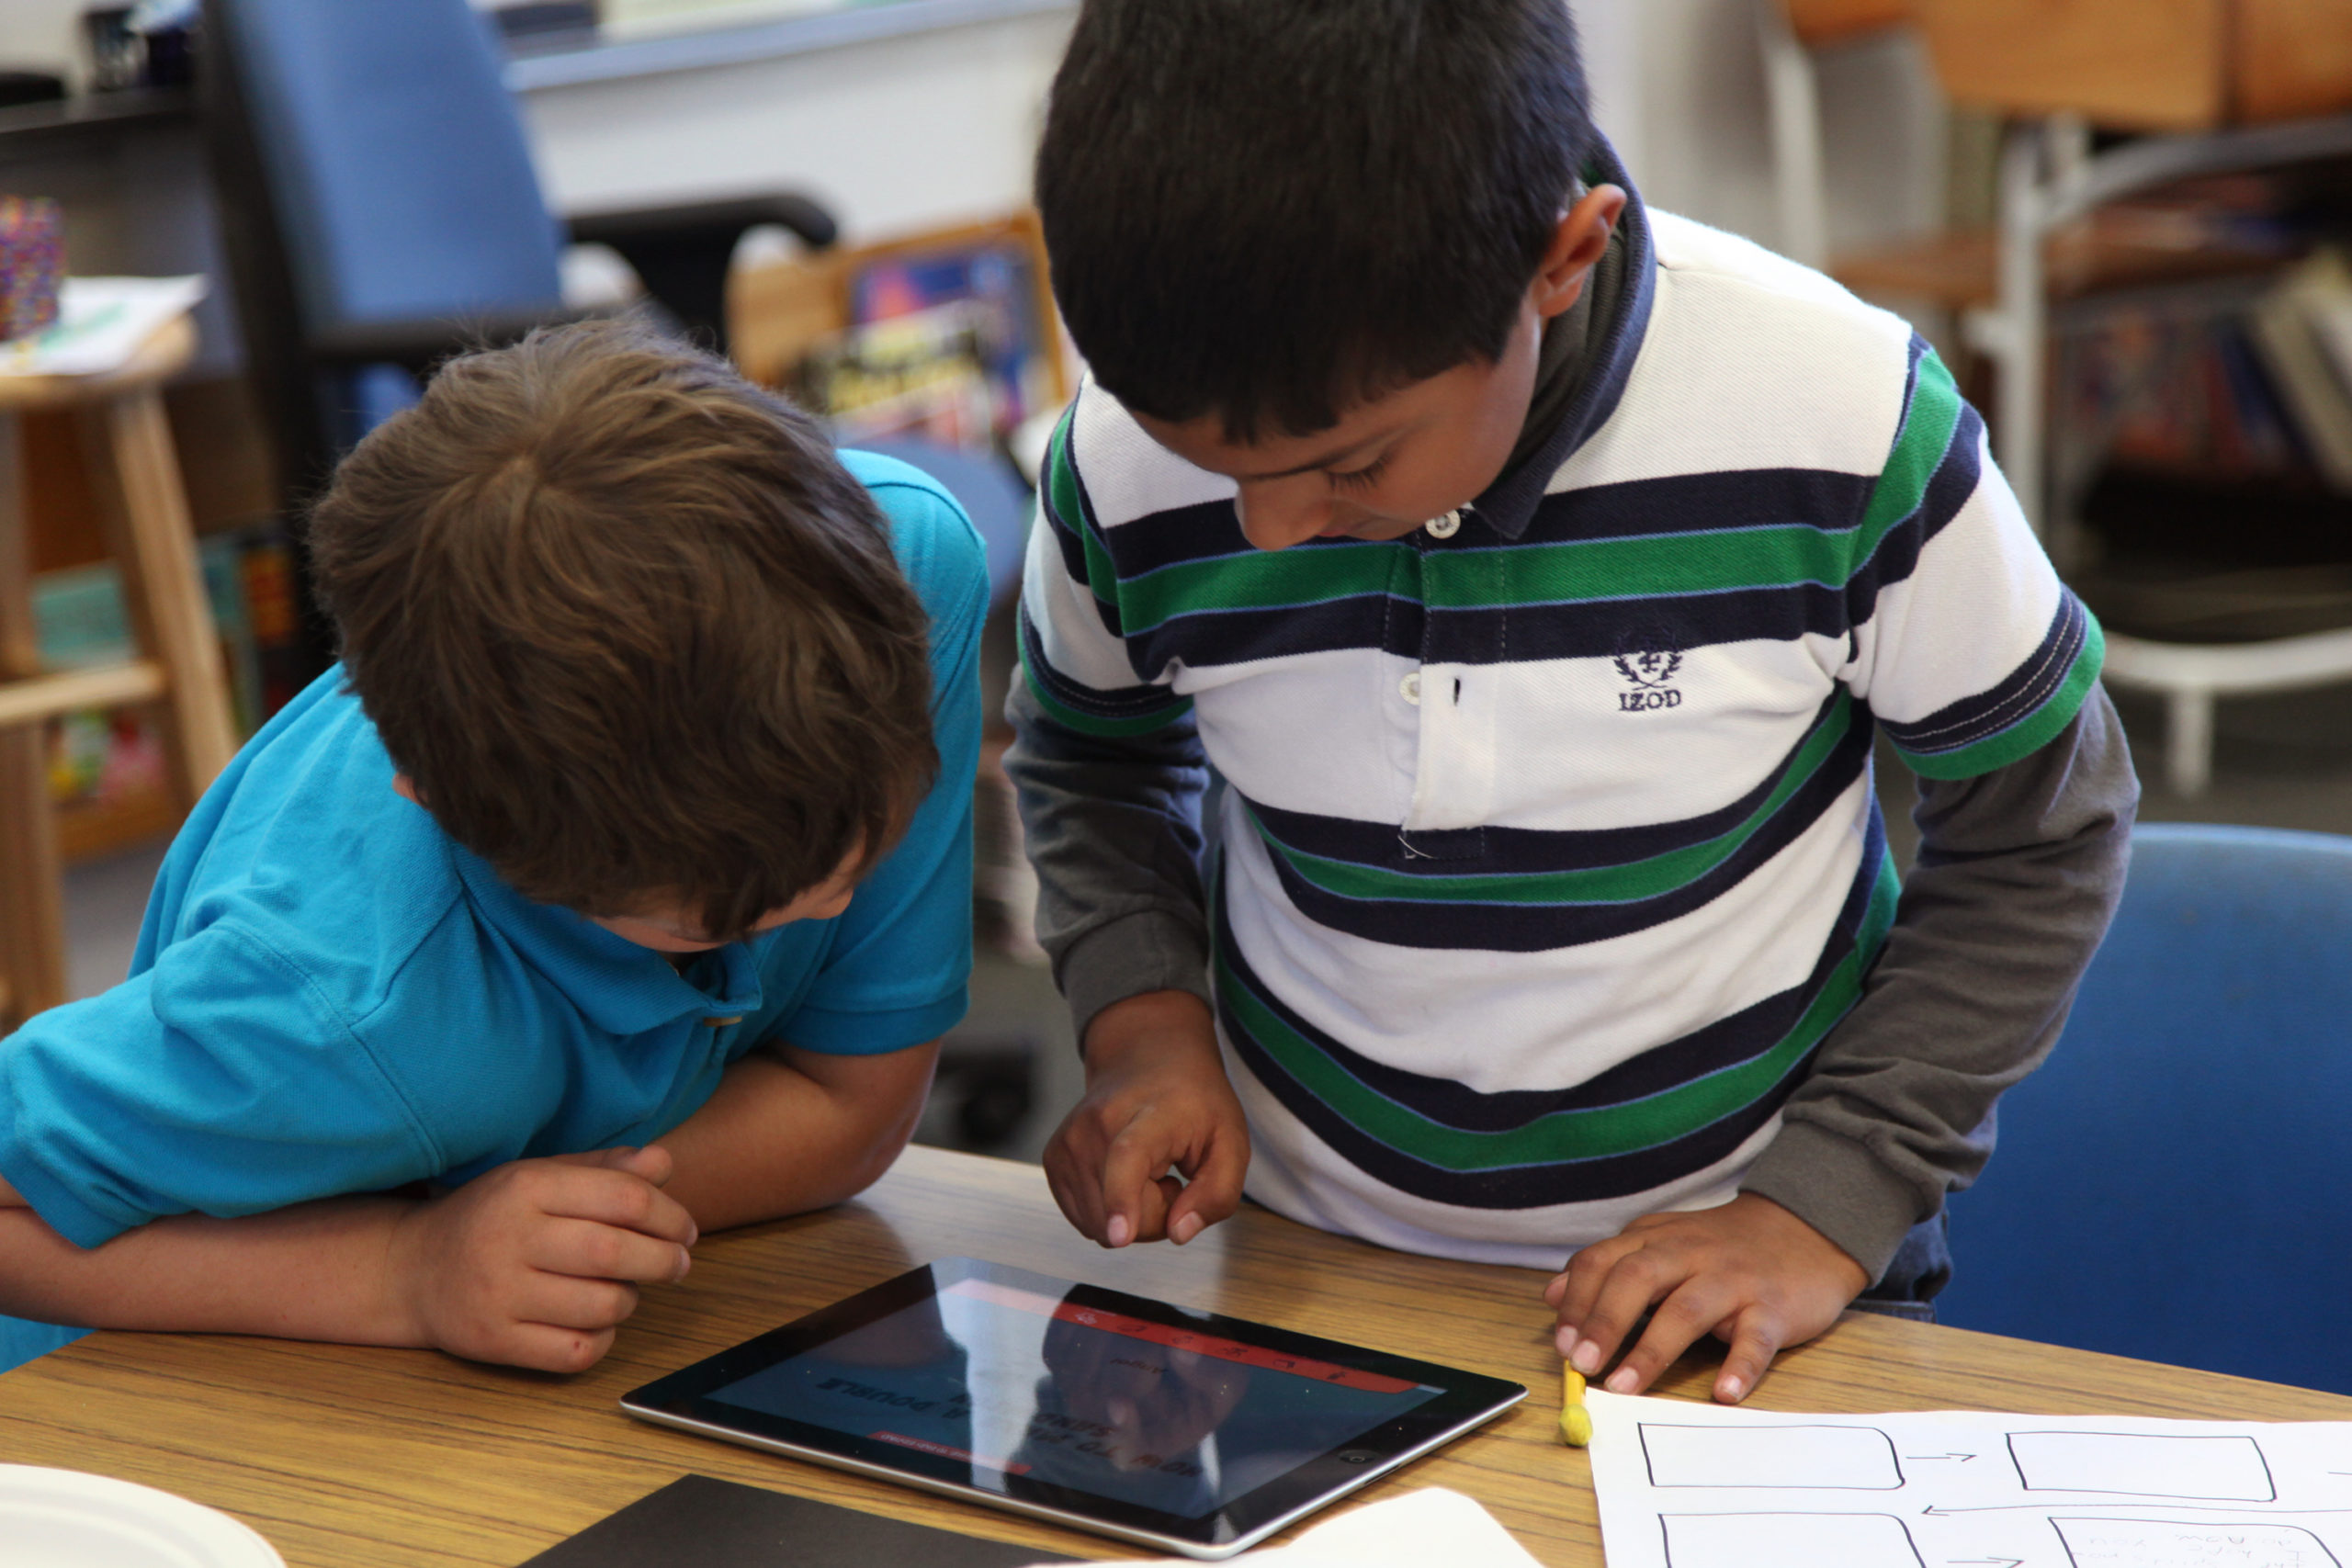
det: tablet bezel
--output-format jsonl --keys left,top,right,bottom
{"left": 619, "top": 1257, "right": 1527, "bottom": 1560}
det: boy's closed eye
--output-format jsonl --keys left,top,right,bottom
{"left": 1329, "top": 452, "right": 1395, "bottom": 492}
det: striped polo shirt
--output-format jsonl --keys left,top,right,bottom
{"left": 1017, "top": 197, "right": 2103, "bottom": 1269}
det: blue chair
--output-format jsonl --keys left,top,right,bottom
{"left": 1938, "top": 823, "right": 2352, "bottom": 1393}
{"left": 198, "top": 0, "right": 835, "bottom": 670}
{"left": 851, "top": 437, "right": 1034, "bottom": 605}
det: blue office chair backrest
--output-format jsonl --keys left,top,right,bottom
{"left": 1939, "top": 823, "right": 2352, "bottom": 1393}
{"left": 850, "top": 438, "right": 1035, "bottom": 604}
{"left": 209, "top": 0, "right": 565, "bottom": 334}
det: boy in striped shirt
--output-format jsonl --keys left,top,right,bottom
{"left": 1009, "top": 0, "right": 2136, "bottom": 1402}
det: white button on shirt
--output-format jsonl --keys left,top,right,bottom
{"left": 1425, "top": 510, "right": 1462, "bottom": 539}
{"left": 1400, "top": 671, "right": 1422, "bottom": 705}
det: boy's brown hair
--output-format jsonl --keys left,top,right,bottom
{"left": 310, "top": 319, "right": 937, "bottom": 941}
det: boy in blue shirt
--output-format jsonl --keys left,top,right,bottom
{"left": 1012, "top": 0, "right": 2135, "bottom": 1404}
{"left": 0, "top": 321, "right": 987, "bottom": 1373}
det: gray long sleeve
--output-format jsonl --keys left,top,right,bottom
{"left": 1008, "top": 671, "right": 2139, "bottom": 1282}
{"left": 1741, "top": 683, "right": 2139, "bottom": 1280}
{"left": 1004, "top": 677, "right": 1216, "bottom": 1041}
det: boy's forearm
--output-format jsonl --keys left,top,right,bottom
{"left": 1744, "top": 686, "right": 2139, "bottom": 1280}
{"left": 1004, "top": 678, "right": 1215, "bottom": 1039}
{"left": 652, "top": 1041, "right": 940, "bottom": 1232}
{"left": 0, "top": 1196, "right": 417, "bottom": 1344}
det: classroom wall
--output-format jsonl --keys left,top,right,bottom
{"left": 515, "top": 6, "right": 1079, "bottom": 243}
{"left": 0, "top": 0, "right": 85, "bottom": 86}
{"left": 1584, "top": 0, "right": 1946, "bottom": 257}
{"left": 516, "top": 0, "right": 1940, "bottom": 259}
{"left": 0, "top": 0, "right": 1944, "bottom": 348}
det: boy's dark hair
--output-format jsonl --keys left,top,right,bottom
{"left": 1036, "top": 0, "right": 1595, "bottom": 440}
{"left": 310, "top": 319, "right": 937, "bottom": 942}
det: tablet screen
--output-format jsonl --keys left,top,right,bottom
{"left": 621, "top": 1258, "right": 1525, "bottom": 1558}
{"left": 702, "top": 1274, "right": 1446, "bottom": 1519}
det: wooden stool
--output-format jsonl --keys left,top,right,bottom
{"left": 0, "top": 313, "right": 237, "bottom": 1032}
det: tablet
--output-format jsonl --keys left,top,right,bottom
{"left": 620, "top": 1257, "right": 1527, "bottom": 1560}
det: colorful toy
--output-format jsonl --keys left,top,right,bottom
{"left": 0, "top": 195, "right": 64, "bottom": 344}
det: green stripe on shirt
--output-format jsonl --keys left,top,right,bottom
{"left": 1215, "top": 851, "right": 1903, "bottom": 1170}
{"left": 1895, "top": 613, "right": 2105, "bottom": 780}
{"left": 1244, "top": 690, "right": 1859, "bottom": 907}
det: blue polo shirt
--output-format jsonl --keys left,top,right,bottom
{"left": 0, "top": 452, "right": 984, "bottom": 1364}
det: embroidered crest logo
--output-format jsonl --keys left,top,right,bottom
{"left": 1612, "top": 630, "right": 1684, "bottom": 712}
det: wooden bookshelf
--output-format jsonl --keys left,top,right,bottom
{"left": 56, "top": 784, "right": 180, "bottom": 863}
{"left": 21, "top": 375, "right": 277, "bottom": 863}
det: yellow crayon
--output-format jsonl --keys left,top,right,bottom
{"left": 1558, "top": 1365, "right": 1591, "bottom": 1447}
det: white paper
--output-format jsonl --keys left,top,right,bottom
{"left": 1024, "top": 1485, "right": 1542, "bottom": 1568}
{"left": 1586, "top": 1388, "right": 2352, "bottom": 1568}
{"left": 0, "top": 276, "right": 207, "bottom": 378}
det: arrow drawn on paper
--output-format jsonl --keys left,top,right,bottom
{"left": 1944, "top": 1558, "right": 2023, "bottom": 1567}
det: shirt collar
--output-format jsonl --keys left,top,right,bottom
{"left": 1468, "top": 133, "right": 1657, "bottom": 542}
{"left": 449, "top": 841, "right": 764, "bottom": 1038}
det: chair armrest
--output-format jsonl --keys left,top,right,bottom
{"left": 304, "top": 305, "right": 598, "bottom": 370}
{"left": 566, "top": 193, "right": 839, "bottom": 254}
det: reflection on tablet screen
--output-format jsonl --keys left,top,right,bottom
{"left": 704, "top": 1277, "right": 1445, "bottom": 1519}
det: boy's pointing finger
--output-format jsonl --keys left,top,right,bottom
{"left": 1166, "top": 1134, "right": 1247, "bottom": 1245}
{"left": 1099, "top": 1119, "right": 1180, "bottom": 1247}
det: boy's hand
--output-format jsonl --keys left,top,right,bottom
{"left": 1544, "top": 1193, "right": 1868, "bottom": 1404}
{"left": 390, "top": 1145, "right": 697, "bottom": 1373}
{"left": 1045, "top": 991, "right": 1250, "bottom": 1249}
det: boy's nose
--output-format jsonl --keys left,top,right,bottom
{"left": 1232, "top": 481, "right": 1331, "bottom": 552}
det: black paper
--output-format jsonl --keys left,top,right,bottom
{"left": 517, "top": 1473, "right": 1082, "bottom": 1567}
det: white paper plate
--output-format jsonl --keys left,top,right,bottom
{"left": 0, "top": 1465, "right": 284, "bottom": 1568}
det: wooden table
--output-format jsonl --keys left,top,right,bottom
{"left": 2, "top": 1145, "right": 2349, "bottom": 1565}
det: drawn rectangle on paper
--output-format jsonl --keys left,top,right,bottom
{"left": 2009, "top": 1432, "right": 2276, "bottom": 1500}
{"left": 1661, "top": 1512, "right": 1924, "bottom": 1568}
{"left": 2052, "top": 1516, "right": 2342, "bottom": 1568}
{"left": 1641, "top": 1423, "right": 1903, "bottom": 1489}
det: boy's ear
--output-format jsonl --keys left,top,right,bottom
{"left": 390, "top": 773, "right": 424, "bottom": 807}
{"left": 1532, "top": 184, "right": 1629, "bottom": 321}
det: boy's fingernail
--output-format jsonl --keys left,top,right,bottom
{"left": 1555, "top": 1325, "right": 1579, "bottom": 1358}
{"left": 1106, "top": 1213, "right": 1132, "bottom": 1247}
{"left": 1605, "top": 1367, "right": 1639, "bottom": 1394}
{"left": 1171, "top": 1213, "right": 1204, "bottom": 1245}
{"left": 1717, "top": 1375, "right": 1746, "bottom": 1403}
{"left": 1570, "top": 1340, "right": 1602, "bottom": 1375}
{"left": 673, "top": 1247, "right": 693, "bottom": 1280}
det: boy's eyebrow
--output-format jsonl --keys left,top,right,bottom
{"left": 1237, "top": 428, "right": 1400, "bottom": 481}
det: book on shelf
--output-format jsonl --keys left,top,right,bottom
{"left": 2064, "top": 294, "right": 2313, "bottom": 484}
{"left": 30, "top": 522, "right": 303, "bottom": 856}
{"left": 761, "top": 216, "right": 1068, "bottom": 461}
{"left": 2245, "top": 248, "right": 2352, "bottom": 492}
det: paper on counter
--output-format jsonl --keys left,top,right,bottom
{"left": 0, "top": 276, "right": 206, "bottom": 378}
{"left": 1582, "top": 1385, "right": 2352, "bottom": 1568}
{"left": 1021, "top": 1486, "right": 1541, "bottom": 1567}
